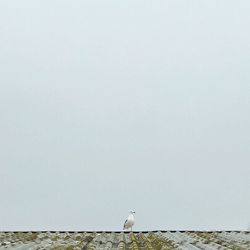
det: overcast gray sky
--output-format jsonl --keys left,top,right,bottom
{"left": 0, "top": 0, "right": 250, "bottom": 231}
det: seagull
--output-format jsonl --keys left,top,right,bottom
{"left": 123, "top": 211, "right": 135, "bottom": 231}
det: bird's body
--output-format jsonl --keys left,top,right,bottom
{"left": 123, "top": 211, "right": 135, "bottom": 231}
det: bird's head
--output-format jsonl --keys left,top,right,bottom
{"left": 130, "top": 210, "right": 136, "bottom": 214}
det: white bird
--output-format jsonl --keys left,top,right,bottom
{"left": 123, "top": 211, "right": 135, "bottom": 231}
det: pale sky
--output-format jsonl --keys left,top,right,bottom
{"left": 0, "top": 0, "right": 250, "bottom": 231}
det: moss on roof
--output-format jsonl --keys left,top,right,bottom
{"left": 0, "top": 231, "right": 250, "bottom": 249}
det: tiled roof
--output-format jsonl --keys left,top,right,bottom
{"left": 0, "top": 231, "right": 250, "bottom": 249}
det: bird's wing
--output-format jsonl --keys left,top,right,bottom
{"left": 123, "top": 219, "right": 128, "bottom": 229}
